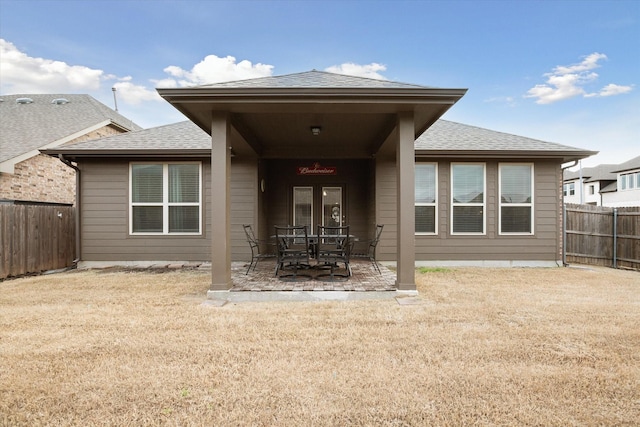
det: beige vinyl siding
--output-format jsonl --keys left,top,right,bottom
{"left": 413, "top": 159, "right": 562, "bottom": 262}
{"left": 79, "top": 159, "right": 212, "bottom": 262}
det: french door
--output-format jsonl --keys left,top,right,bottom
{"left": 293, "top": 186, "right": 344, "bottom": 232}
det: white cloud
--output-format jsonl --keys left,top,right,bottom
{"left": 525, "top": 53, "right": 633, "bottom": 104}
{"left": 324, "top": 63, "right": 387, "bottom": 80}
{"left": 159, "top": 55, "right": 274, "bottom": 87}
{"left": 585, "top": 83, "right": 634, "bottom": 98}
{"left": 0, "top": 39, "right": 105, "bottom": 93}
{"left": 112, "top": 78, "right": 162, "bottom": 105}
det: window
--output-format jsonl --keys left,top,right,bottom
{"left": 563, "top": 182, "right": 575, "bottom": 196}
{"left": 130, "top": 162, "right": 201, "bottom": 234}
{"left": 588, "top": 185, "right": 595, "bottom": 195}
{"left": 499, "top": 164, "right": 534, "bottom": 234}
{"left": 415, "top": 163, "right": 437, "bottom": 234}
{"left": 619, "top": 174, "right": 627, "bottom": 190}
{"left": 451, "top": 163, "right": 485, "bottom": 234}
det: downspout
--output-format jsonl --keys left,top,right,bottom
{"left": 59, "top": 155, "right": 81, "bottom": 265}
{"left": 561, "top": 160, "right": 579, "bottom": 266}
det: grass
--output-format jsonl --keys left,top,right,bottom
{"left": 1, "top": 266, "right": 638, "bottom": 426}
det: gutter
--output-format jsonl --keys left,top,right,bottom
{"left": 58, "top": 155, "right": 81, "bottom": 265}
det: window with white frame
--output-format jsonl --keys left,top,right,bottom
{"left": 451, "top": 163, "right": 485, "bottom": 234}
{"left": 620, "top": 171, "right": 639, "bottom": 190}
{"left": 499, "top": 163, "right": 533, "bottom": 234}
{"left": 130, "top": 162, "right": 201, "bottom": 234}
{"left": 415, "top": 163, "right": 437, "bottom": 234}
{"left": 563, "top": 182, "right": 575, "bottom": 196}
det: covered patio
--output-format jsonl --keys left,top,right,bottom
{"left": 158, "top": 71, "right": 467, "bottom": 294}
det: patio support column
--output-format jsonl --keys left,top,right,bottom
{"left": 210, "top": 111, "right": 232, "bottom": 290}
{"left": 396, "top": 111, "right": 416, "bottom": 291}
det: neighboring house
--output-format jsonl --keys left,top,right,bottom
{"left": 563, "top": 163, "right": 617, "bottom": 206}
{"left": 0, "top": 94, "right": 140, "bottom": 205}
{"left": 601, "top": 156, "right": 640, "bottom": 207}
{"left": 563, "top": 156, "right": 640, "bottom": 207}
{"left": 42, "top": 71, "right": 596, "bottom": 291}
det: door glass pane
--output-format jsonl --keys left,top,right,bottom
{"left": 322, "top": 187, "right": 342, "bottom": 226}
{"left": 293, "top": 187, "right": 313, "bottom": 231}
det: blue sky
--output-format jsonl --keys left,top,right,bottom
{"left": 1, "top": 0, "right": 638, "bottom": 167}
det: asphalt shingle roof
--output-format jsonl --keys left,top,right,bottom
{"left": 54, "top": 120, "right": 210, "bottom": 151}
{"left": 564, "top": 164, "right": 618, "bottom": 182}
{"left": 611, "top": 155, "right": 640, "bottom": 173}
{"left": 415, "top": 120, "right": 588, "bottom": 153}
{"left": 193, "top": 70, "right": 432, "bottom": 89}
{"left": 0, "top": 94, "right": 141, "bottom": 163}
{"left": 48, "top": 119, "right": 591, "bottom": 158}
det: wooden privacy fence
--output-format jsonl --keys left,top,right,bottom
{"left": 0, "top": 205, "right": 75, "bottom": 279}
{"left": 564, "top": 203, "right": 640, "bottom": 270}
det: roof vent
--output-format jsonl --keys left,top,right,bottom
{"left": 16, "top": 97, "right": 34, "bottom": 104}
{"left": 51, "top": 98, "right": 70, "bottom": 105}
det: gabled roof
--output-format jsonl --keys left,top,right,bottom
{"left": 0, "top": 94, "right": 141, "bottom": 171}
{"left": 194, "top": 70, "right": 433, "bottom": 89}
{"left": 611, "top": 155, "right": 640, "bottom": 173}
{"left": 415, "top": 120, "right": 596, "bottom": 162}
{"left": 43, "top": 119, "right": 595, "bottom": 163}
{"left": 563, "top": 164, "right": 618, "bottom": 182}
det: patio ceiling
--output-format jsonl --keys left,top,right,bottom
{"left": 157, "top": 86, "right": 468, "bottom": 159}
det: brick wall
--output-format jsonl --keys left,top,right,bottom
{"left": 0, "top": 124, "right": 129, "bottom": 205}
{"left": 0, "top": 154, "right": 76, "bottom": 204}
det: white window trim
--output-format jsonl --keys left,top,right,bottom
{"left": 619, "top": 171, "right": 639, "bottom": 191}
{"left": 129, "top": 162, "right": 202, "bottom": 236}
{"left": 450, "top": 162, "right": 486, "bottom": 236}
{"left": 498, "top": 163, "right": 534, "bottom": 236}
{"left": 415, "top": 162, "right": 438, "bottom": 235}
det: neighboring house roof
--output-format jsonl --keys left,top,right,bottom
{"left": 611, "top": 155, "right": 640, "bottom": 173}
{"left": 193, "top": 70, "right": 433, "bottom": 89}
{"left": 0, "top": 94, "right": 141, "bottom": 173}
{"left": 415, "top": 120, "right": 596, "bottom": 162}
{"left": 600, "top": 181, "right": 618, "bottom": 193}
{"left": 563, "top": 164, "right": 618, "bottom": 182}
{"left": 42, "top": 119, "right": 596, "bottom": 162}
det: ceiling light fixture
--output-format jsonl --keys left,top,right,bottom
{"left": 310, "top": 126, "right": 321, "bottom": 136}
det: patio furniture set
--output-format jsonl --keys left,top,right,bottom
{"left": 243, "top": 224, "right": 384, "bottom": 282}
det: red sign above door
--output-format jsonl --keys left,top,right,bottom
{"left": 297, "top": 162, "right": 337, "bottom": 175}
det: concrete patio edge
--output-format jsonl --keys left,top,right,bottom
{"left": 207, "top": 289, "right": 418, "bottom": 302}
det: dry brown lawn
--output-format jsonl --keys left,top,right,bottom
{"left": 1, "top": 265, "right": 638, "bottom": 426}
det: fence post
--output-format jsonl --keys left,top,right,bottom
{"left": 613, "top": 208, "right": 618, "bottom": 269}
{"left": 562, "top": 202, "right": 567, "bottom": 266}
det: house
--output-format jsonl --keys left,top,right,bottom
{"left": 0, "top": 94, "right": 140, "bottom": 205}
{"left": 563, "top": 156, "right": 640, "bottom": 207}
{"left": 42, "top": 71, "right": 596, "bottom": 291}
{"left": 563, "top": 163, "right": 617, "bottom": 206}
{"left": 602, "top": 156, "right": 640, "bottom": 207}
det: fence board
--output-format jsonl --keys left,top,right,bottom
{"left": 0, "top": 205, "right": 75, "bottom": 279}
{"left": 565, "top": 203, "right": 640, "bottom": 270}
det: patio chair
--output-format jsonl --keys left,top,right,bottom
{"left": 243, "top": 224, "right": 275, "bottom": 274}
{"left": 350, "top": 224, "right": 384, "bottom": 274}
{"left": 274, "top": 225, "right": 312, "bottom": 281}
{"left": 316, "top": 225, "right": 351, "bottom": 281}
